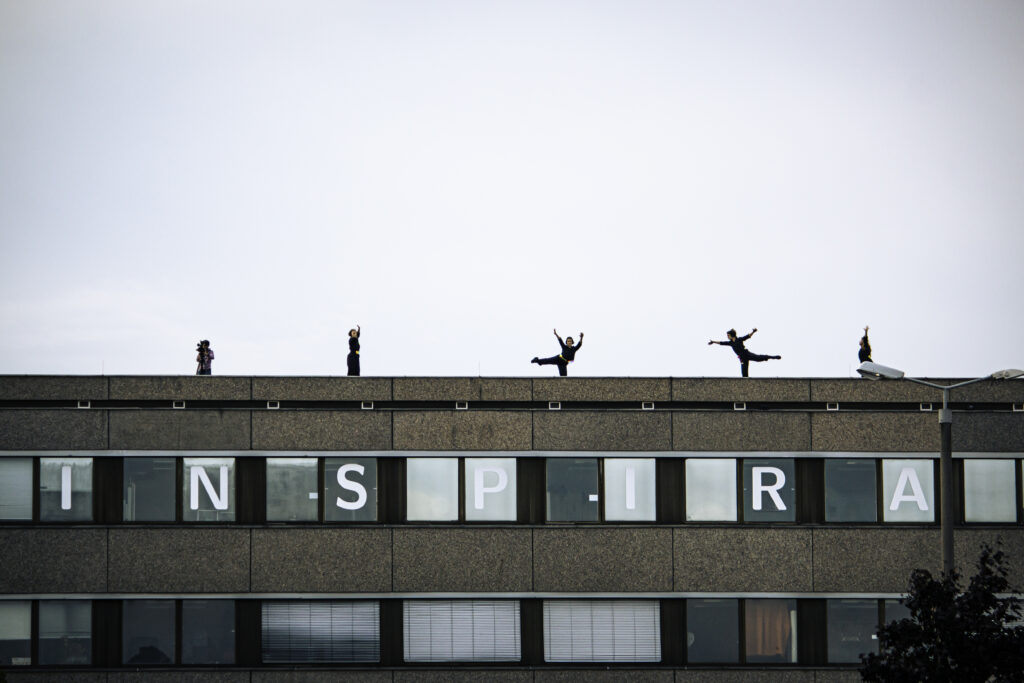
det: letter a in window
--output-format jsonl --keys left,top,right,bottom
{"left": 752, "top": 466, "right": 787, "bottom": 511}
{"left": 336, "top": 463, "right": 368, "bottom": 510}
{"left": 190, "top": 466, "right": 229, "bottom": 510}
{"left": 889, "top": 467, "right": 929, "bottom": 511}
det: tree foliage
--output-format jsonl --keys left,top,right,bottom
{"left": 860, "top": 544, "right": 1024, "bottom": 682}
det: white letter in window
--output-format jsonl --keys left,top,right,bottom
{"left": 61, "top": 464, "right": 72, "bottom": 510}
{"left": 474, "top": 467, "right": 508, "bottom": 510}
{"left": 336, "top": 463, "right": 368, "bottom": 510}
{"left": 190, "top": 466, "right": 229, "bottom": 510}
{"left": 752, "top": 466, "right": 786, "bottom": 511}
{"left": 889, "top": 467, "right": 929, "bottom": 511}
{"left": 625, "top": 466, "right": 637, "bottom": 510}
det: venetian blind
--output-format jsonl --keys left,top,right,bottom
{"left": 543, "top": 600, "right": 661, "bottom": 662}
{"left": 404, "top": 600, "right": 521, "bottom": 662}
{"left": 261, "top": 601, "right": 379, "bottom": 663}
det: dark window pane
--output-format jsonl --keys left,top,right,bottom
{"left": 0, "top": 458, "right": 32, "bottom": 520}
{"left": 743, "top": 459, "right": 795, "bottom": 522}
{"left": 40, "top": 457, "right": 93, "bottom": 521}
{"left": 0, "top": 601, "right": 31, "bottom": 665}
{"left": 262, "top": 601, "right": 380, "bottom": 663}
{"left": 123, "top": 600, "right": 175, "bottom": 665}
{"left": 825, "top": 460, "right": 877, "bottom": 522}
{"left": 266, "top": 458, "right": 318, "bottom": 522}
{"left": 39, "top": 601, "right": 91, "bottom": 665}
{"left": 325, "top": 458, "right": 378, "bottom": 522}
{"left": 124, "top": 458, "right": 176, "bottom": 521}
{"left": 883, "top": 599, "right": 911, "bottom": 625}
{"left": 827, "top": 599, "right": 878, "bottom": 663}
{"left": 745, "top": 599, "right": 797, "bottom": 663}
{"left": 546, "top": 459, "right": 599, "bottom": 522}
{"left": 182, "top": 600, "right": 235, "bottom": 664}
{"left": 687, "top": 599, "right": 739, "bottom": 663}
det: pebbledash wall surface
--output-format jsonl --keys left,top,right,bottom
{"left": 1, "top": 375, "right": 1023, "bottom": 683}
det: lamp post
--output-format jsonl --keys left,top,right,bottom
{"left": 856, "top": 362, "right": 1024, "bottom": 575}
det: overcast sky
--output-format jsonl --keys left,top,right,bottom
{"left": 1, "top": 1, "right": 1022, "bottom": 379}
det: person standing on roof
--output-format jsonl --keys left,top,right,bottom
{"left": 858, "top": 325, "right": 872, "bottom": 363}
{"left": 347, "top": 325, "right": 361, "bottom": 376}
{"left": 196, "top": 340, "right": 214, "bottom": 376}
{"left": 532, "top": 328, "right": 584, "bottom": 377}
{"left": 708, "top": 328, "right": 781, "bottom": 377}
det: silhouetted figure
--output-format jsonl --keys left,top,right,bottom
{"left": 532, "top": 328, "right": 584, "bottom": 376}
{"left": 347, "top": 325, "right": 361, "bottom": 376}
{"left": 858, "top": 325, "right": 872, "bottom": 363}
{"left": 196, "top": 340, "right": 214, "bottom": 375}
{"left": 708, "top": 328, "right": 781, "bottom": 377}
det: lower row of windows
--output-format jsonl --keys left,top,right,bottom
{"left": 0, "top": 597, "right": 909, "bottom": 667}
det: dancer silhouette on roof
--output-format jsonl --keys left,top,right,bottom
{"left": 532, "top": 328, "right": 584, "bottom": 377}
{"left": 708, "top": 328, "right": 781, "bottom": 377}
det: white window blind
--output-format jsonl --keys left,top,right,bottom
{"left": 261, "top": 601, "right": 379, "bottom": 663}
{"left": 404, "top": 600, "right": 520, "bottom": 662}
{"left": 543, "top": 600, "right": 661, "bottom": 662}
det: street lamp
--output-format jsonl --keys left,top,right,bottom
{"left": 857, "top": 362, "right": 1024, "bottom": 575}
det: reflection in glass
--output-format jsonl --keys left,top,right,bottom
{"left": 685, "top": 459, "right": 737, "bottom": 522}
{"left": 123, "top": 600, "right": 175, "bottom": 665}
{"left": 124, "top": 457, "right": 176, "bottom": 521}
{"left": 262, "top": 601, "right": 380, "bottom": 663}
{"left": 827, "top": 599, "right": 878, "bottom": 663}
{"left": 0, "top": 601, "right": 31, "bottom": 665}
{"left": 407, "top": 458, "right": 458, "bottom": 521}
{"left": 325, "top": 458, "right": 377, "bottom": 522}
{"left": 0, "top": 458, "right": 32, "bottom": 520}
{"left": 465, "top": 458, "right": 516, "bottom": 521}
{"left": 40, "top": 457, "right": 93, "bottom": 521}
{"left": 546, "top": 459, "right": 599, "bottom": 522}
{"left": 39, "top": 601, "right": 91, "bottom": 665}
{"left": 743, "top": 459, "right": 795, "bottom": 522}
{"left": 882, "top": 459, "right": 934, "bottom": 522}
{"left": 686, "top": 599, "right": 739, "bottom": 663}
{"left": 182, "top": 458, "right": 235, "bottom": 522}
{"left": 745, "top": 599, "right": 797, "bottom": 663}
{"left": 182, "top": 600, "right": 235, "bottom": 664}
{"left": 267, "top": 458, "right": 318, "bottom": 522}
{"left": 825, "top": 459, "right": 877, "bottom": 522}
{"left": 963, "top": 459, "right": 1016, "bottom": 522}
{"left": 604, "top": 458, "right": 656, "bottom": 521}
{"left": 404, "top": 600, "right": 520, "bottom": 661}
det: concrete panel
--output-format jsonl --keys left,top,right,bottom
{"left": 810, "top": 379, "right": 937, "bottom": 403}
{"left": 811, "top": 412, "right": 938, "bottom": 452}
{"left": 394, "top": 377, "right": 532, "bottom": 402}
{"left": 253, "top": 376, "right": 393, "bottom": 401}
{"left": 812, "top": 528, "right": 940, "bottom": 592}
{"left": 954, "top": 529, "right": 1024, "bottom": 587}
{"left": 108, "top": 675, "right": 249, "bottom": 683}
{"left": 534, "top": 378, "right": 671, "bottom": 402}
{"left": 397, "top": 672, "right": 533, "bottom": 683}
{"left": 954, "top": 378, "right": 1024, "bottom": 403}
{"left": 109, "top": 410, "right": 250, "bottom": 450}
{"left": 0, "top": 409, "right": 107, "bottom": 449}
{"left": 0, "top": 529, "right": 107, "bottom": 593}
{"left": 537, "top": 673, "right": 672, "bottom": 683}
{"left": 109, "top": 376, "right": 251, "bottom": 401}
{"left": 255, "top": 675, "right": 392, "bottom": 683}
{"left": 674, "top": 673, "right": 814, "bottom": 683}
{"left": 252, "top": 528, "right": 391, "bottom": 592}
{"left": 534, "top": 528, "right": 672, "bottom": 592}
{"left": 534, "top": 412, "right": 672, "bottom": 451}
{"left": 0, "top": 375, "right": 107, "bottom": 401}
{"left": 393, "top": 411, "right": 531, "bottom": 450}
{"left": 108, "top": 529, "right": 249, "bottom": 592}
{"left": 6, "top": 675, "right": 108, "bottom": 683}
{"left": 673, "top": 412, "right": 810, "bottom": 451}
{"left": 674, "top": 528, "right": 812, "bottom": 592}
{"left": 672, "top": 378, "right": 810, "bottom": 402}
{"left": 953, "top": 413, "right": 1024, "bottom": 452}
{"left": 393, "top": 528, "right": 532, "bottom": 592}
{"left": 253, "top": 410, "right": 391, "bottom": 450}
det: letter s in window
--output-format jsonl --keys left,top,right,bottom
{"left": 336, "top": 464, "right": 368, "bottom": 510}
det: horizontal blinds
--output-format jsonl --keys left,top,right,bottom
{"left": 262, "top": 601, "right": 379, "bottom": 663}
{"left": 404, "top": 600, "right": 520, "bottom": 662}
{"left": 544, "top": 599, "right": 661, "bottom": 662}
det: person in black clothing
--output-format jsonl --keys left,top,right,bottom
{"left": 708, "top": 328, "right": 781, "bottom": 377}
{"left": 347, "top": 325, "right": 361, "bottom": 376}
{"left": 532, "top": 328, "right": 584, "bottom": 376}
{"left": 195, "top": 340, "right": 214, "bottom": 375}
{"left": 858, "top": 325, "right": 872, "bottom": 363}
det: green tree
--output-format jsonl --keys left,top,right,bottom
{"left": 861, "top": 544, "right": 1024, "bottom": 682}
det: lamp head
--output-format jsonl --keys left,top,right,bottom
{"left": 857, "top": 362, "right": 905, "bottom": 380}
{"left": 991, "top": 369, "right": 1024, "bottom": 380}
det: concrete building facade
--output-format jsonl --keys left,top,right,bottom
{"left": 1, "top": 375, "right": 1022, "bottom": 682}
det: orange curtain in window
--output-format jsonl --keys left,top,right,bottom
{"left": 745, "top": 600, "right": 792, "bottom": 661}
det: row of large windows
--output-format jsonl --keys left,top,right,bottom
{"left": 1, "top": 455, "right": 1022, "bottom": 524}
{"left": 0, "top": 597, "right": 910, "bottom": 668}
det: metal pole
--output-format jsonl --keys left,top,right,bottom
{"left": 939, "top": 387, "right": 953, "bottom": 576}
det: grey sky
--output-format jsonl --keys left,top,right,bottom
{"left": 1, "top": 1, "right": 1022, "bottom": 379}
